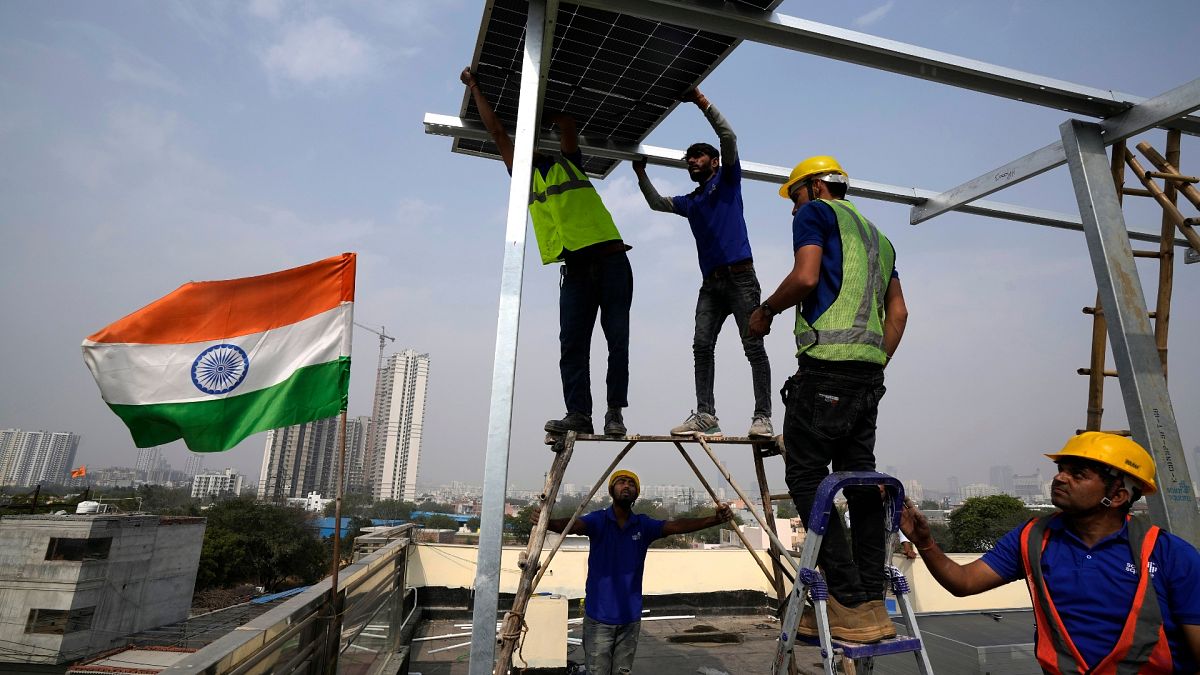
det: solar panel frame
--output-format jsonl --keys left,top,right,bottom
{"left": 453, "top": 0, "right": 785, "bottom": 177}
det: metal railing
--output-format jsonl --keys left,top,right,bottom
{"left": 164, "top": 524, "right": 416, "bottom": 675}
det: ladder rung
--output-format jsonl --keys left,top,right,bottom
{"left": 838, "top": 637, "right": 925, "bottom": 658}
{"left": 1074, "top": 429, "right": 1132, "bottom": 437}
{"left": 1077, "top": 368, "right": 1119, "bottom": 377}
{"left": 1122, "top": 187, "right": 1153, "bottom": 197}
{"left": 1146, "top": 170, "right": 1199, "bottom": 184}
{"left": 770, "top": 493, "right": 792, "bottom": 502}
{"left": 1081, "top": 307, "right": 1154, "bottom": 318}
{"left": 1132, "top": 249, "right": 1164, "bottom": 258}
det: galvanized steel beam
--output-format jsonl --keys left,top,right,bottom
{"left": 467, "top": 1, "right": 557, "bottom": 672}
{"left": 1060, "top": 119, "right": 1197, "bottom": 541}
{"left": 911, "top": 77, "right": 1200, "bottom": 224}
{"left": 424, "top": 113, "right": 1190, "bottom": 247}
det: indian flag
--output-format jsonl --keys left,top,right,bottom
{"left": 82, "top": 253, "right": 355, "bottom": 452}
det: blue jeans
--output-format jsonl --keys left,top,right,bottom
{"left": 582, "top": 616, "right": 639, "bottom": 675}
{"left": 782, "top": 356, "right": 887, "bottom": 606}
{"left": 559, "top": 252, "right": 632, "bottom": 415}
{"left": 693, "top": 264, "right": 771, "bottom": 418}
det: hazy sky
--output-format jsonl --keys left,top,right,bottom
{"left": 2, "top": 1, "right": 1197, "bottom": 499}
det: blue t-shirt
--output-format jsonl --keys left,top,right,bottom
{"left": 792, "top": 200, "right": 898, "bottom": 326}
{"left": 981, "top": 517, "right": 1200, "bottom": 672}
{"left": 579, "top": 506, "right": 666, "bottom": 625}
{"left": 670, "top": 159, "right": 753, "bottom": 278}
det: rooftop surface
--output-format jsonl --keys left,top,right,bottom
{"left": 409, "top": 610, "right": 1038, "bottom": 674}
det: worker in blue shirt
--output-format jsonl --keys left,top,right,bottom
{"left": 632, "top": 87, "right": 772, "bottom": 440}
{"left": 533, "top": 469, "right": 732, "bottom": 674}
{"left": 901, "top": 433, "right": 1200, "bottom": 673}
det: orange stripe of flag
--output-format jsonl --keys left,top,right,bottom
{"left": 87, "top": 253, "right": 356, "bottom": 345}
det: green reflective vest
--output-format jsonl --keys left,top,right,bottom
{"left": 528, "top": 155, "right": 623, "bottom": 265}
{"left": 795, "top": 199, "right": 896, "bottom": 364}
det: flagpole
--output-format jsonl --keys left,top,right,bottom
{"left": 326, "top": 409, "right": 349, "bottom": 674}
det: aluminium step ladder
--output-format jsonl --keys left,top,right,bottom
{"left": 772, "top": 471, "right": 934, "bottom": 675}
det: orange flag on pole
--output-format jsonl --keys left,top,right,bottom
{"left": 71, "top": 466, "right": 87, "bottom": 478}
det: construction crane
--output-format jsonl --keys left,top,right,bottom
{"left": 353, "top": 322, "right": 396, "bottom": 376}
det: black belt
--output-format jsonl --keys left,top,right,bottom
{"left": 708, "top": 258, "right": 754, "bottom": 277}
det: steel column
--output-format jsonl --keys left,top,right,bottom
{"left": 1059, "top": 119, "right": 1197, "bottom": 541}
{"left": 467, "top": 1, "right": 557, "bottom": 671}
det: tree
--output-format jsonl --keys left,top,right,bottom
{"left": 947, "top": 495, "right": 1032, "bottom": 553}
{"left": 137, "top": 484, "right": 196, "bottom": 515}
{"left": 370, "top": 499, "right": 415, "bottom": 521}
{"left": 196, "top": 498, "right": 329, "bottom": 591}
{"left": 776, "top": 499, "right": 799, "bottom": 519}
{"left": 423, "top": 514, "right": 460, "bottom": 530}
{"left": 919, "top": 499, "right": 941, "bottom": 511}
{"left": 465, "top": 517, "right": 481, "bottom": 532}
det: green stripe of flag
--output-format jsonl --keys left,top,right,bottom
{"left": 109, "top": 357, "right": 350, "bottom": 452}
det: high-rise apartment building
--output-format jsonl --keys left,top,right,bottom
{"left": 988, "top": 465, "right": 1015, "bottom": 495}
{"left": 346, "top": 415, "right": 372, "bottom": 494}
{"left": 257, "top": 415, "right": 371, "bottom": 501}
{"left": 183, "top": 452, "right": 205, "bottom": 477}
{"left": 134, "top": 447, "right": 169, "bottom": 483}
{"left": 0, "top": 429, "right": 80, "bottom": 487}
{"left": 367, "top": 350, "right": 430, "bottom": 502}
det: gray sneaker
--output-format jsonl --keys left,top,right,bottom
{"left": 748, "top": 416, "right": 774, "bottom": 438}
{"left": 671, "top": 411, "right": 722, "bottom": 436}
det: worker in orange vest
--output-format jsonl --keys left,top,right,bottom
{"left": 901, "top": 432, "right": 1200, "bottom": 673}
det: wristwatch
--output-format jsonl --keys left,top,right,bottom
{"left": 758, "top": 300, "right": 776, "bottom": 317}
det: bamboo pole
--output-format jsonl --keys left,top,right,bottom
{"left": 1146, "top": 170, "right": 1198, "bottom": 183}
{"left": 673, "top": 442, "right": 776, "bottom": 587}
{"left": 324, "top": 410, "right": 349, "bottom": 675}
{"left": 1124, "top": 150, "right": 1200, "bottom": 252}
{"left": 751, "top": 444, "right": 788, "bottom": 611}
{"left": 1136, "top": 141, "right": 1200, "bottom": 210}
{"left": 494, "top": 434, "right": 576, "bottom": 674}
{"left": 1153, "top": 131, "right": 1180, "bottom": 377}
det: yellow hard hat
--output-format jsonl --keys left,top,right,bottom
{"left": 779, "top": 155, "right": 848, "bottom": 199}
{"left": 1045, "top": 432, "right": 1157, "bottom": 495}
{"left": 609, "top": 469, "right": 640, "bottom": 493}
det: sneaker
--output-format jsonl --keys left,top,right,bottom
{"left": 545, "top": 412, "right": 593, "bottom": 435}
{"left": 603, "top": 408, "right": 627, "bottom": 437}
{"left": 816, "top": 595, "right": 894, "bottom": 644}
{"left": 670, "top": 411, "right": 722, "bottom": 436}
{"left": 748, "top": 416, "right": 774, "bottom": 438}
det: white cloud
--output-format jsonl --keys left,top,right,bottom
{"left": 853, "top": 0, "right": 896, "bottom": 27}
{"left": 263, "top": 17, "right": 374, "bottom": 86}
{"left": 107, "top": 56, "right": 185, "bottom": 95}
{"left": 394, "top": 197, "right": 443, "bottom": 227}
{"left": 247, "top": 0, "right": 287, "bottom": 22}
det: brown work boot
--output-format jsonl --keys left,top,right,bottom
{"left": 862, "top": 600, "right": 897, "bottom": 640}
{"left": 824, "top": 596, "right": 894, "bottom": 643}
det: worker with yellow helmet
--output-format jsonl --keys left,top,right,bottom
{"left": 901, "top": 433, "right": 1200, "bottom": 673}
{"left": 531, "top": 469, "right": 733, "bottom": 674}
{"left": 748, "top": 155, "right": 908, "bottom": 643}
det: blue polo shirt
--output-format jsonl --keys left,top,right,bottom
{"left": 981, "top": 517, "right": 1200, "bottom": 672}
{"left": 792, "top": 200, "right": 899, "bottom": 326}
{"left": 579, "top": 507, "right": 666, "bottom": 625}
{"left": 670, "top": 159, "right": 753, "bottom": 278}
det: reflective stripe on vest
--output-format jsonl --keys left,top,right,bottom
{"left": 528, "top": 156, "right": 622, "bottom": 265}
{"left": 1019, "top": 514, "right": 1173, "bottom": 674}
{"left": 794, "top": 199, "right": 895, "bottom": 364}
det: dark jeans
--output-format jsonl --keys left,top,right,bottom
{"left": 582, "top": 616, "right": 639, "bottom": 675}
{"left": 782, "top": 356, "right": 887, "bottom": 606}
{"left": 560, "top": 251, "right": 632, "bottom": 415}
{"left": 693, "top": 265, "right": 771, "bottom": 418}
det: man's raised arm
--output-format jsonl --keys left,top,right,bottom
{"left": 687, "top": 87, "right": 738, "bottom": 170}
{"left": 899, "top": 499, "right": 1007, "bottom": 597}
{"left": 460, "top": 67, "right": 515, "bottom": 171}
{"left": 661, "top": 502, "right": 733, "bottom": 536}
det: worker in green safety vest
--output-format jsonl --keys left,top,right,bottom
{"left": 462, "top": 68, "right": 633, "bottom": 438}
{"left": 748, "top": 155, "right": 909, "bottom": 643}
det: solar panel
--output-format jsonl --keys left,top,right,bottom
{"left": 454, "top": 0, "right": 784, "bottom": 177}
